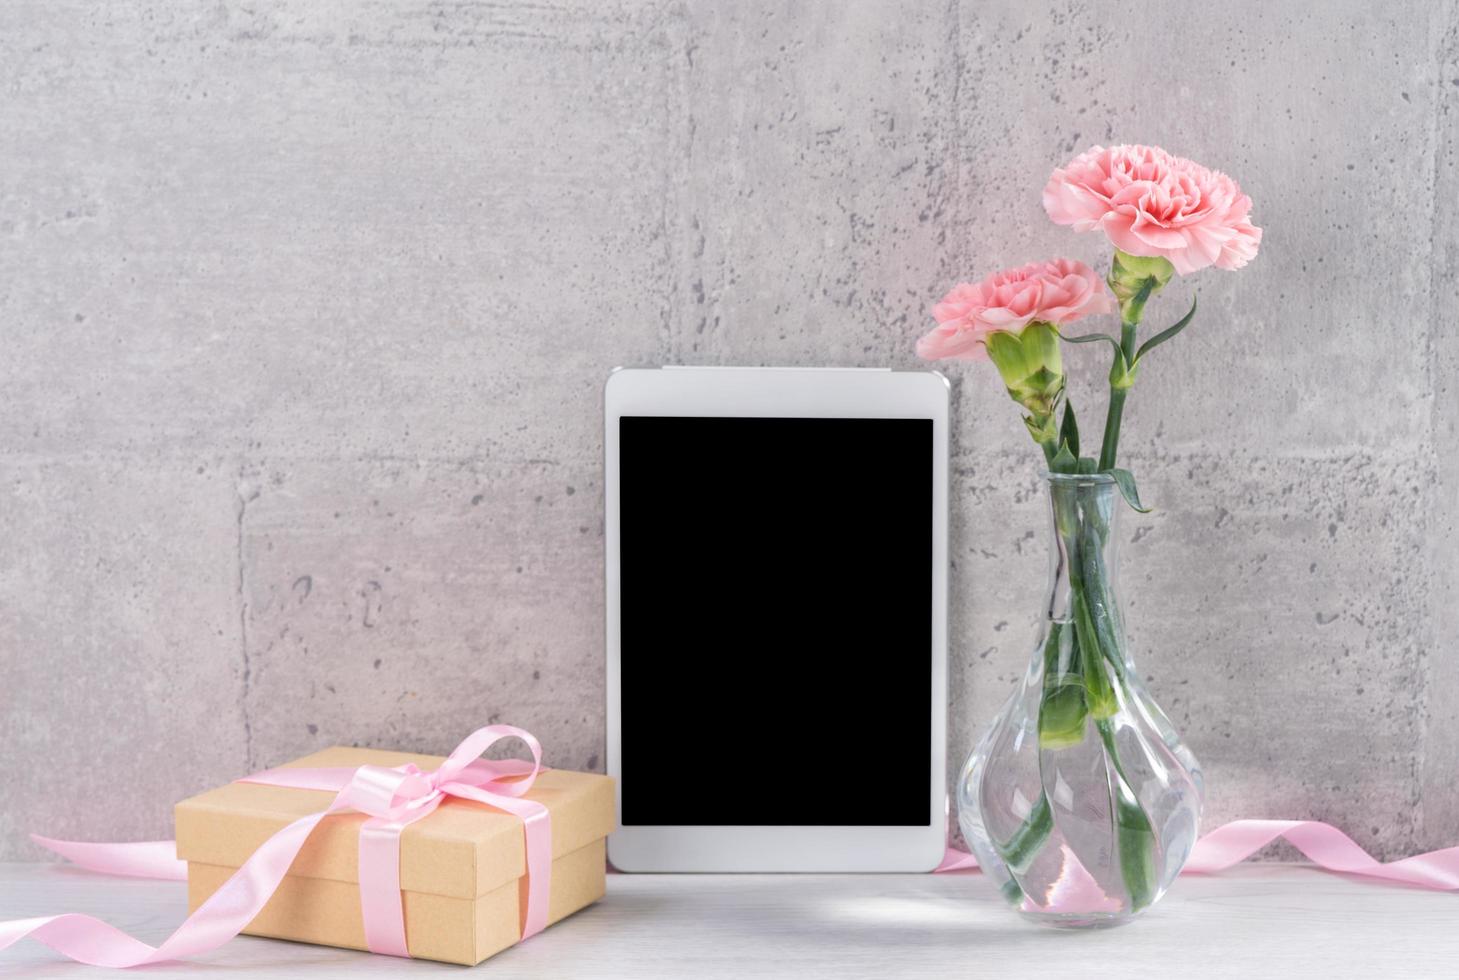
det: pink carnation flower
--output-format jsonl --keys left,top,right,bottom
{"left": 1043, "top": 144, "right": 1262, "bottom": 275}
{"left": 917, "top": 258, "right": 1115, "bottom": 361}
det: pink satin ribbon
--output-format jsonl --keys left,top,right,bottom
{"left": 1, "top": 724, "right": 552, "bottom": 967}
{"left": 936, "top": 818, "right": 1459, "bottom": 889}
{"left": 9, "top": 790, "right": 1459, "bottom": 969}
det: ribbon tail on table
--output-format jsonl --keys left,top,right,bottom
{"left": 27, "top": 836, "right": 186, "bottom": 881}
{"left": 1183, "top": 819, "right": 1459, "bottom": 888}
{"left": 4, "top": 809, "right": 333, "bottom": 967}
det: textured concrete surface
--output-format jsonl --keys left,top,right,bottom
{"left": 3, "top": 0, "right": 1458, "bottom": 859}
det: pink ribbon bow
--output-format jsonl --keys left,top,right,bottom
{"left": 1, "top": 724, "right": 552, "bottom": 968}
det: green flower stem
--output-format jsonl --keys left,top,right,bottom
{"left": 1097, "top": 388, "right": 1127, "bottom": 472}
{"left": 1061, "top": 515, "right": 1118, "bottom": 720}
{"left": 1062, "top": 495, "right": 1160, "bottom": 911}
{"left": 1013, "top": 490, "right": 1157, "bottom": 899}
{"left": 1097, "top": 250, "right": 1175, "bottom": 471}
{"left": 1096, "top": 320, "right": 1138, "bottom": 471}
{"left": 1039, "top": 430, "right": 1057, "bottom": 467}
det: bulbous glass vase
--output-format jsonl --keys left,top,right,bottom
{"left": 957, "top": 473, "right": 1203, "bottom": 927}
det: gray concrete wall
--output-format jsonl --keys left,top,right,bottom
{"left": 3, "top": 0, "right": 1457, "bottom": 860}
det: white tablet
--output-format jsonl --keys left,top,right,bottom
{"left": 604, "top": 366, "right": 949, "bottom": 872}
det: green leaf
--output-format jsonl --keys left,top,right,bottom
{"left": 995, "top": 792, "right": 1055, "bottom": 873}
{"left": 1106, "top": 467, "right": 1152, "bottom": 513}
{"left": 1116, "top": 792, "right": 1158, "bottom": 910}
{"left": 1096, "top": 718, "right": 1159, "bottom": 911}
{"left": 1134, "top": 294, "right": 1198, "bottom": 363}
{"left": 1076, "top": 456, "right": 1098, "bottom": 475}
{"left": 1059, "top": 401, "right": 1079, "bottom": 459}
{"left": 1050, "top": 443, "right": 1077, "bottom": 474}
{"left": 1058, "top": 330, "right": 1124, "bottom": 358}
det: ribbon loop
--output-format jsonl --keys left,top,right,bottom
{"left": 434, "top": 724, "right": 544, "bottom": 796}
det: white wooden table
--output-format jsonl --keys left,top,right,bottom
{"left": 1, "top": 862, "right": 1452, "bottom": 977}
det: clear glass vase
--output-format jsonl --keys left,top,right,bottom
{"left": 957, "top": 473, "right": 1203, "bottom": 927}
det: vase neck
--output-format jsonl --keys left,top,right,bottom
{"left": 1044, "top": 475, "right": 1131, "bottom": 667}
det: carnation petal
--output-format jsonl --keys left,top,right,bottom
{"left": 1043, "top": 178, "right": 1110, "bottom": 228}
{"left": 916, "top": 323, "right": 987, "bottom": 361}
{"left": 979, "top": 306, "right": 1033, "bottom": 329}
{"left": 1129, "top": 213, "right": 1191, "bottom": 250}
{"left": 1216, "top": 221, "right": 1262, "bottom": 270}
{"left": 1100, "top": 211, "right": 1153, "bottom": 257}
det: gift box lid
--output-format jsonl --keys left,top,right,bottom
{"left": 175, "top": 746, "right": 615, "bottom": 901}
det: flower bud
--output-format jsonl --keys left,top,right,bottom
{"left": 984, "top": 321, "right": 1065, "bottom": 420}
{"left": 1107, "top": 250, "right": 1175, "bottom": 323}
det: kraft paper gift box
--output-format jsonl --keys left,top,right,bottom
{"left": 174, "top": 745, "right": 615, "bottom": 966}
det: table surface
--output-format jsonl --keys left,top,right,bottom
{"left": 1, "top": 862, "right": 1453, "bottom": 978}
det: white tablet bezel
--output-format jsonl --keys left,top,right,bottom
{"left": 604, "top": 366, "right": 949, "bottom": 872}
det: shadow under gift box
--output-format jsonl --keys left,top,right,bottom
{"left": 174, "top": 746, "right": 616, "bottom": 966}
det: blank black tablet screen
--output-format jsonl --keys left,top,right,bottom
{"left": 618, "top": 416, "right": 932, "bottom": 826}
